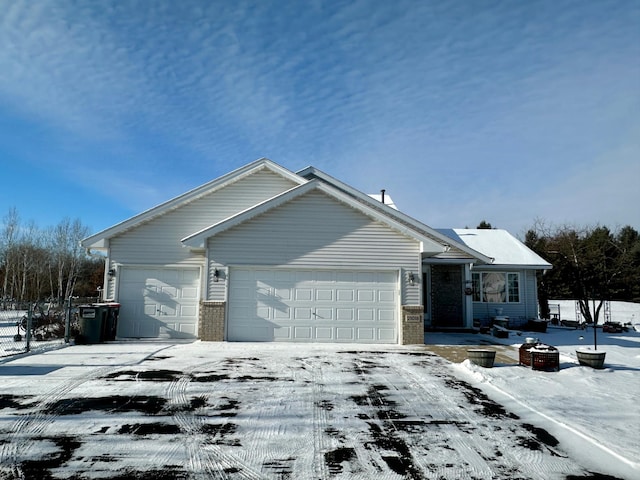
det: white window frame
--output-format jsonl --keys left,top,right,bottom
{"left": 472, "top": 272, "right": 520, "bottom": 303}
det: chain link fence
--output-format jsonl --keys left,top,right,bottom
{"left": 0, "top": 301, "right": 78, "bottom": 358}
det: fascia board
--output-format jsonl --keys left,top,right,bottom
{"left": 182, "top": 180, "right": 446, "bottom": 251}
{"left": 477, "top": 263, "right": 553, "bottom": 271}
{"left": 81, "top": 158, "right": 304, "bottom": 248}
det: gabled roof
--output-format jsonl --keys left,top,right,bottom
{"left": 296, "top": 166, "right": 491, "bottom": 264}
{"left": 182, "top": 179, "right": 448, "bottom": 253}
{"left": 439, "top": 229, "right": 552, "bottom": 270}
{"left": 81, "top": 158, "right": 305, "bottom": 249}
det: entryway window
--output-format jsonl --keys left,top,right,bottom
{"left": 472, "top": 272, "right": 520, "bottom": 303}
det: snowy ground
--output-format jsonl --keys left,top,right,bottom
{"left": 0, "top": 301, "right": 638, "bottom": 479}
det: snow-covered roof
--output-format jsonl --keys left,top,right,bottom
{"left": 438, "top": 228, "right": 552, "bottom": 269}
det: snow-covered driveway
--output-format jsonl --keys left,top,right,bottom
{"left": 0, "top": 342, "right": 616, "bottom": 479}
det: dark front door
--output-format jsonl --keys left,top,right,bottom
{"left": 431, "top": 265, "right": 464, "bottom": 328}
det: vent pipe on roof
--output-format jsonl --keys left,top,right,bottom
{"left": 380, "top": 189, "right": 385, "bottom": 204}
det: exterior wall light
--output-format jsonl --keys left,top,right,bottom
{"left": 213, "top": 268, "right": 220, "bottom": 282}
{"left": 408, "top": 271, "right": 415, "bottom": 286}
{"left": 465, "top": 280, "right": 473, "bottom": 295}
{"left": 108, "top": 269, "right": 116, "bottom": 278}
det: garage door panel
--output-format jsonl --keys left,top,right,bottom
{"left": 275, "top": 287, "right": 291, "bottom": 301}
{"left": 228, "top": 268, "right": 398, "bottom": 343}
{"left": 357, "top": 328, "right": 375, "bottom": 340}
{"left": 357, "top": 289, "right": 375, "bottom": 302}
{"left": 357, "top": 272, "right": 375, "bottom": 282}
{"left": 229, "top": 325, "right": 270, "bottom": 342}
{"left": 118, "top": 267, "right": 199, "bottom": 339}
{"left": 295, "top": 288, "right": 313, "bottom": 301}
{"left": 295, "top": 270, "right": 314, "bottom": 282}
{"left": 336, "top": 309, "right": 354, "bottom": 321}
{"left": 336, "top": 328, "right": 354, "bottom": 340}
{"left": 294, "top": 307, "right": 313, "bottom": 320}
{"left": 256, "top": 306, "right": 271, "bottom": 319}
{"left": 357, "top": 309, "right": 375, "bottom": 321}
{"left": 273, "top": 307, "right": 291, "bottom": 319}
{"left": 378, "top": 328, "right": 396, "bottom": 341}
{"left": 379, "top": 290, "right": 395, "bottom": 303}
{"left": 182, "top": 287, "right": 198, "bottom": 299}
{"left": 315, "top": 308, "right": 333, "bottom": 320}
{"left": 337, "top": 290, "right": 354, "bottom": 302}
{"left": 336, "top": 272, "right": 355, "bottom": 282}
{"left": 316, "top": 289, "right": 333, "bottom": 301}
{"left": 294, "top": 326, "right": 312, "bottom": 339}
{"left": 379, "top": 309, "right": 395, "bottom": 321}
{"left": 315, "top": 327, "right": 333, "bottom": 340}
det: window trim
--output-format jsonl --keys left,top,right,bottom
{"left": 471, "top": 271, "right": 521, "bottom": 303}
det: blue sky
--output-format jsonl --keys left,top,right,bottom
{"left": 1, "top": 0, "right": 638, "bottom": 238}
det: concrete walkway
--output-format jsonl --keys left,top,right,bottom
{"left": 423, "top": 332, "right": 522, "bottom": 366}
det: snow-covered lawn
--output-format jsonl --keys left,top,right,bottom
{"left": 0, "top": 301, "right": 637, "bottom": 479}
{"left": 427, "top": 300, "right": 640, "bottom": 480}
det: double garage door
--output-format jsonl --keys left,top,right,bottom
{"left": 117, "top": 267, "right": 200, "bottom": 338}
{"left": 227, "top": 268, "right": 398, "bottom": 343}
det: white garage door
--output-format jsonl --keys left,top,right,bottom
{"left": 227, "top": 268, "right": 398, "bottom": 343}
{"left": 117, "top": 267, "right": 200, "bottom": 338}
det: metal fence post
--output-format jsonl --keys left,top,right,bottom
{"left": 25, "top": 303, "right": 32, "bottom": 352}
{"left": 65, "top": 297, "right": 72, "bottom": 343}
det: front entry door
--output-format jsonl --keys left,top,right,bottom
{"left": 431, "top": 265, "right": 464, "bottom": 328}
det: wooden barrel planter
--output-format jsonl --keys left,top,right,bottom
{"left": 467, "top": 349, "right": 496, "bottom": 368}
{"left": 576, "top": 349, "right": 606, "bottom": 369}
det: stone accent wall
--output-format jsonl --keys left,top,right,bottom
{"left": 401, "top": 305, "right": 424, "bottom": 345}
{"left": 199, "top": 301, "right": 226, "bottom": 341}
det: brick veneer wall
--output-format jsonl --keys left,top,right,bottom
{"left": 199, "top": 301, "right": 225, "bottom": 341}
{"left": 401, "top": 305, "right": 424, "bottom": 345}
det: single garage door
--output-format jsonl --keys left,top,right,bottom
{"left": 227, "top": 268, "right": 398, "bottom": 343}
{"left": 117, "top": 267, "right": 200, "bottom": 338}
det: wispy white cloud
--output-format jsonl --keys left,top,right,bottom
{"left": 0, "top": 0, "right": 638, "bottom": 234}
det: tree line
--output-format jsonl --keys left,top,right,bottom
{"left": 524, "top": 221, "right": 640, "bottom": 323}
{"left": 0, "top": 208, "right": 104, "bottom": 307}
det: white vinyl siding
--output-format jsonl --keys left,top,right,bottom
{"left": 207, "top": 191, "right": 422, "bottom": 304}
{"left": 109, "top": 169, "right": 297, "bottom": 266}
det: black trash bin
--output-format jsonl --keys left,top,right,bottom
{"left": 103, "top": 303, "right": 120, "bottom": 341}
{"left": 77, "top": 303, "right": 121, "bottom": 343}
{"left": 77, "top": 304, "right": 108, "bottom": 344}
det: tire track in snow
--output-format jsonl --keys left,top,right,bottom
{"left": 297, "top": 356, "right": 331, "bottom": 480}
{"left": 165, "top": 359, "right": 265, "bottom": 480}
{"left": 377, "top": 354, "right": 498, "bottom": 479}
{"left": 0, "top": 364, "right": 122, "bottom": 479}
{"left": 232, "top": 358, "right": 313, "bottom": 479}
{"left": 297, "top": 354, "right": 385, "bottom": 480}
{"left": 385, "top": 353, "right": 582, "bottom": 479}
{"left": 351, "top": 355, "right": 430, "bottom": 480}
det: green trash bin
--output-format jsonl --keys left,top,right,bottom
{"left": 77, "top": 304, "right": 108, "bottom": 344}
